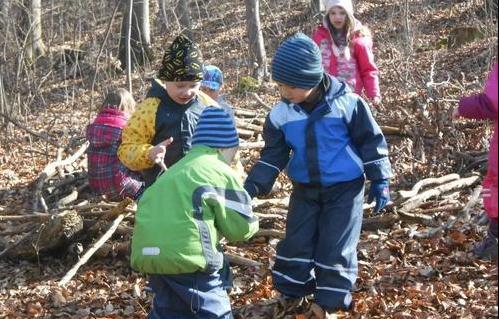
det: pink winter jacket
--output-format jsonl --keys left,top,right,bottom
{"left": 458, "top": 63, "right": 498, "bottom": 219}
{"left": 312, "top": 20, "right": 380, "bottom": 100}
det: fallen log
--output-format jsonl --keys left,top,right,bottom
{"left": 0, "top": 211, "right": 84, "bottom": 259}
{"left": 234, "top": 108, "right": 258, "bottom": 118}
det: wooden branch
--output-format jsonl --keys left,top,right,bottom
{"left": 380, "top": 125, "right": 407, "bottom": 136}
{"left": 236, "top": 119, "right": 263, "bottom": 133}
{"left": 234, "top": 108, "right": 258, "bottom": 118}
{"left": 248, "top": 92, "right": 272, "bottom": 111}
{"left": 239, "top": 141, "right": 265, "bottom": 150}
{"left": 226, "top": 254, "right": 262, "bottom": 267}
{"left": 56, "top": 188, "right": 79, "bottom": 208}
{"left": 32, "top": 142, "right": 89, "bottom": 212}
{"left": 412, "top": 187, "right": 482, "bottom": 239}
{"left": 252, "top": 197, "right": 290, "bottom": 209}
{"left": 400, "top": 175, "right": 480, "bottom": 213}
{"left": 0, "top": 111, "right": 61, "bottom": 147}
{"left": 237, "top": 128, "right": 255, "bottom": 139}
{"left": 398, "top": 174, "right": 461, "bottom": 199}
{"left": 254, "top": 212, "right": 286, "bottom": 220}
{"left": 255, "top": 229, "right": 285, "bottom": 239}
{"left": 59, "top": 212, "right": 130, "bottom": 286}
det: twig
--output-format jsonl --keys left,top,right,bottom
{"left": 0, "top": 111, "right": 61, "bottom": 147}
{"left": 58, "top": 212, "right": 130, "bottom": 286}
{"left": 248, "top": 92, "right": 272, "bottom": 111}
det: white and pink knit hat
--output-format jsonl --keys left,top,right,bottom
{"left": 323, "top": 0, "right": 354, "bottom": 16}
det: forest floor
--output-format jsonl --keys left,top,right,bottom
{"left": 0, "top": 0, "right": 497, "bottom": 318}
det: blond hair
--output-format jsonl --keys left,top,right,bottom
{"left": 101, "top": 88, "right": 136, "bottom": 114}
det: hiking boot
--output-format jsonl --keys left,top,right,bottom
{"left": 473, "top": 233, "right": 498, "bottom": 260}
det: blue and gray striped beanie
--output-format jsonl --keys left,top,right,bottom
{"left": 192, "top": 107, "right": 239, "bottom": 149}
{"left": 272, "top": 33, "right": 324, "bottom": 89}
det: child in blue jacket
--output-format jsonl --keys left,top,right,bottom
{"left": 244, "top": 33, "right": 393, "bottom": 315}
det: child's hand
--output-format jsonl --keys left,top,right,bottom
{"left": 149, "top": 137, "right": 174, "bottom": 167}
{"left": 368, "top": 179, "right": 390, "bottom": 214}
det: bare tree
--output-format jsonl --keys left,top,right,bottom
{"left": 119, "top": 0, "right": 153, "bottom": 71}
{"left": 31, "top": 0, "right": 45, "bottom": 57}
{"left": 157, "top": 0, "right": 170, "bottom": 31}
{"left": 175, "top": 0, "right": 192, "bottom": 36}
{"left": 311, "top": 0, "right": 323, "bottom": 16}
{"left": 13, "top": 0, "right": 45, "bottom": 61}
{"left": 244, "top": 0, "right": 268, "bottom": 82}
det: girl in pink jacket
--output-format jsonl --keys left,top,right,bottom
{"left": 453, "top": 63, "right": 498, "bottom": 260}
{"left": 312, "top": 0, "right": 381, "bottom": 106}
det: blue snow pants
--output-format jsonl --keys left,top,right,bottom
{"left": 148, "top": 271, "right": 233, "bottom": 319}
{"left": 272, "top": 177, "right": 364, "bottom": 311}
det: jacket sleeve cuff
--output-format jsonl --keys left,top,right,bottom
{"left": 243, "top": 182, "right": 259, "bottom": 199}
{"left": 364, "top": 157, "right": 393, "bottom": 181}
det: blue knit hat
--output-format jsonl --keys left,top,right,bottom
{"left": 192, "top": 107, "right": 239, "bottom": 149}
{"left": 272, "top": 33, "right": 324, "bottom": 89}
{"left": 202, "top": 65, "right": 224, "bottom": 91}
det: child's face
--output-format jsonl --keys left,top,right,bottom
{"left": 201, "top": 86, "right": 220, "bottom": 101}
{"left": 328, "top": 6, "right": 348, "bottom": 30}
{"left": 276, "top": 82, "right": 315, "bottom": 104}
{"left": 165, "top": 81, "right": 201, "bottom": 105}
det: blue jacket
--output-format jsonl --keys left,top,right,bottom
{"left": 244, "top": 75, "right": 392, "bottom": 197}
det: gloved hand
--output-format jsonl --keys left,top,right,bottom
{"left": 368, "top": 179, "right": 390, "bottom": 214}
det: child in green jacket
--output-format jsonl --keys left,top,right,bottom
{"left": 131, "top": 107, "right": 259, "bottom": 318}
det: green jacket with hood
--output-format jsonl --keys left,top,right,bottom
{"left": 131, "top": 145, "right": 259, "bottom": 275}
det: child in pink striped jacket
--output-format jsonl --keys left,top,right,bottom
{"left": 312, "top": 0, "right": 381, "bottom": 107}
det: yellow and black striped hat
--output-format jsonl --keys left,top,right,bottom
{"left": 158, "top": 35, "right": 204, "bottom": 82}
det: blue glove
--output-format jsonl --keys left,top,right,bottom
{"left": 368, "top": 179, "right": 390, "bottom": 214}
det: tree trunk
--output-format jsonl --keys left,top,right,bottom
{"left": 486, "top": 0, "right": 497, "bottom": 19}
{"left": 0, "top": 0, "right": 10, "bottom": 28}
{"left": 13, "top": 0, "right": 45, "bottom": 60}
{"left": 175, "top": 0, "right": 192, "bottom": 37}
{"left": 31, "top": 0, "right": 45, "bottom": 57}
{"left": 119, "top": 0, "right": 153, "bottom": 71}
{"left": 244, "top": 0, "right": 268, "bottom": 82}
{"left": 311, "top": 0, "right": 323, "bottom": 15}
{"left": 157, "top": 0, "right": 170, "bottom": 31}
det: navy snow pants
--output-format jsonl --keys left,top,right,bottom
{"left": 148, "top": 271, "right": 233, "bottom": 319}
{"left": 272, "top": 177, "right": 364, "bottom": 311}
